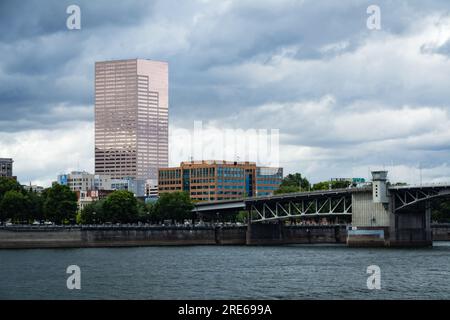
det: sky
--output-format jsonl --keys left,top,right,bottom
{"left": 1, "top": 0, "right": 450, "bottom": 187}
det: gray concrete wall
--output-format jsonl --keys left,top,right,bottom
{"left": 0, "top": 225, "right": 346, "bottom": 249}
{"left": 246, "top": 224, "right": 347, "bottom": 245}
{"left": 1, "top": 224, "right": 447, "bottom": 249}
{"left": 0, "top": 226, "right": 220, "bottom": 249}
{"left": 351, "top": 192, "right": 390, "bottom": 227}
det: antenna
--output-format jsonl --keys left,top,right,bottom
{"left": 419, "top": 162, "right": 422, "bottom": 186}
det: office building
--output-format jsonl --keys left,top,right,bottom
{"left": 0, "top": 158, "right": 13, "bottom": 177}
{"left": 94, "top": 59, "right": 169, "bottom": 190}
{"left": 256, "top": 167, "right": 284, "bottom": 196}
{"left": 158, "top": 160, "right": 283, "bottom": 202}
{"left": 57, "top": 171, "right": 144, "bottom": 196}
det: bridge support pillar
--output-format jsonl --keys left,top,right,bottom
{"left": 246, "top": 221, "right": 284, "bottom": 245}
{"left": 389, "top": 202, "right": 432, "bottom": 247}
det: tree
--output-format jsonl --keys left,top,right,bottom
{"left": 43, "top": 183, "right": 78, "bottom": 224}
{"left": 27, "top": 191, "right": 44, "bottom": 222}
{"left": 79, "top": 200, "right": 105, "bottom": 224}
{"left": 0, "top": 190, "right": 28, "bottom": 223}
{"left": 154, "top": 192, "right": 194, "bottom": 224}
{"left": 312, "top": 180, "right": 351, "bottom": 191}
{"left": 136, "top": 200, "right": 151, "bottom": 223}
{"left": 0, "top": 177, "right": 23, "bottom": 201}
{"left": 274, "top": 173, "right": 310, "bottom": 194}
{"left": 280, "top": 173, "right": 310, "bottom": 189}
{"left": 274, "top": 185, "right": 300, "bottom": 195}
{"left": 102, "top": 190, "right": 138, "bottom": 223}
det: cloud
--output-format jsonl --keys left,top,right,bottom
{"left": 1, "top": 0, "right": 450, "bottom": 186}
{"left": 0, "top": 122, "right": 94, "bottom": 186}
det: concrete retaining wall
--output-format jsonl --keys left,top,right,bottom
{"left": 0, "top": 224, "right": 448, "bottom": 249}
{"left": 246, "top": 224, "right": 347, "bottom": 245}
{"left": 0, "top": 226, "right": 247, "bottom": 249}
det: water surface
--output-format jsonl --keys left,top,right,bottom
{"left": 1, "top": 242, "right": 449, "bottom": 299}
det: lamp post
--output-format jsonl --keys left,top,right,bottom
{"left": 93, "top": 211, "right": 96, "bottom": 225}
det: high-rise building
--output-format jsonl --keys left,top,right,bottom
{"left": 0, "top": 158, "right": 13, "bottom": 178}
{"left": 94, "top": 59, "right": 169, "bottom": 188}
{"left": 158, "top": 160, "right": 283, "bottom": 202}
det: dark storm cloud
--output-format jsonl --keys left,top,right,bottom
{"left": 0, "top": 0, "right": 153, "bottom": 41}
{"left": 0, "top": 0, "right": 154, "bottom": 130}
{"left": 2, "top": 0, "right": 450, "bottom": 132}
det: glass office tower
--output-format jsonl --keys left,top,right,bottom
{"left": 94, "top": 59, "right": 169, "bottom": 183}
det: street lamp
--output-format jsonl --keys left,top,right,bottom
{"left": 93, "top": 211, "right": 96, "bottom": 225}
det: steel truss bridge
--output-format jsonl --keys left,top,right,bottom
{"left": 246, "top": 189, "right": 357, "bottom": 222}
{"left": 389, "top": 184, "right": 450, "bottom": 212}
{"left": 194, "top": 188, "right": 368, "bottom": 223}
{"left": 194, "top": 184, "right": 450, "bottom": 223}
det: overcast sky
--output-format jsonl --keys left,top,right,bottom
{"left": 1, "top": 0, "right": 450, "bottom": 186}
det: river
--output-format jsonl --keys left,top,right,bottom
{"left": 1, "top": 242, "right": 449, "bottom": 299}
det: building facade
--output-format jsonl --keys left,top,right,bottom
{"left": 77, "top": 189, "right": 114, "bottom": 211}
{"left": 94, "top": 59, "right": 169, "bottom": 191}
{"left": 158, "top": 160, "right": 283, "bottom": 202}
{"left": 22, "top": 184, "right": 44, "bottom": 193}
{"left": 256, "top": 167, "right": 284, "bottom": 196}
{"left": 57, "top": 171, "right": 144, "bottom": 195}
{"left": 0, "top": 158, "right": 13, "bottom": 177}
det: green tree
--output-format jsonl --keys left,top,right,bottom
{"left": 274, "top": 185, "right": 300, "bottom": 195}
{"left": 102, "top": 190, "right": 138, "bottom": 223}
{"left": 154, "top": 192, "right": 194, "bottom": 224}
{"left": 0, "top": 190, "right": 28, "bottom": 223}
{"left": 0, "top": 177, "right": 23, "bottom": 201}
{"left": 136, "top": 200, "right": 151, "bottom": 223}
{"left": 27, "top": 191, "right": 44, "bottom": 222}
{"left": 79, "top": 200, "right": 105, "bottom": 224}
{"left": 312, "top": 180, "right": 351, "bottom": 191}
{"left": 43, "top": 183, "right": 78, "bottom": 224}
{"left": 274, "top": 173, "right": 310, "bottom": 194}
{"left": 235, "top": 210, "right": 248, "bottom": 223}
{"left": 280, "top": 173, "right": 310, "bottom": 189}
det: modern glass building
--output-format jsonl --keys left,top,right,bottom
{"left": 158, "top": 160, "right": 283, "bottom": 202}
{"left": 94, "top": 59, "right": 169, "bottom": 186}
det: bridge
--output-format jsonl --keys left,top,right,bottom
{"left": 193, "top": 172, "right": 450, "bottom": 247}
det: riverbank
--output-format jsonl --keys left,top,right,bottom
{"left": 0, "top": 224, "right": 448, "bottom": 249}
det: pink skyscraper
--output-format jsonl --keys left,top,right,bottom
{"left": 94, "top": 59, "right": 169, "bottom": 183}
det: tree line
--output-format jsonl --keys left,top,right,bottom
{"left": 0, "top": 178, "right": 78, "bottom": 224}
{"left": 274, "top": 173, "right": 353, "bottom": 195}
{"left": 78, "top": 191, "right": 194, "bottom": 224}
{"left": 0, "top": 177, "right": 195, "bottom": 225}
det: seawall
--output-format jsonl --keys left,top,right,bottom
{"left": 0, "top": 226, "right": 246, "bottom": 249}
{"left": 0, "top": 224, "right": 448, "bottom": 249}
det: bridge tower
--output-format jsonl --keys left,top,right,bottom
{"left": 348, "top": 171, "right": 433, "bottom": 247}
{"left": 347, "top": 171, "right": 391, "bottom": 246}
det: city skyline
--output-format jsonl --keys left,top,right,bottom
{"left": 1, "top": 1, "right": 450, "bottom": 187}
